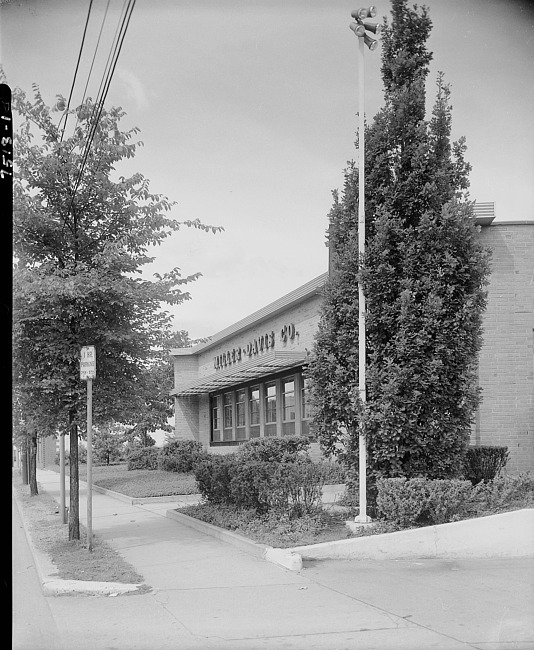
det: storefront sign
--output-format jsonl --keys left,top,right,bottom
{"left": 214, "top": 331, "right": 275, "bottom": 370}
{"left": 213, "top": 324, "right": 298, "bottom": 371}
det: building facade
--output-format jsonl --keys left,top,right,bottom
{"left": 172, "top": 275, "right": 325, "bottom": 453}
{"left": 171, "top": 218, "right": 534, "bottom": 473}
{"left": 475, "top": 221, "right": 534, "bottom": 472}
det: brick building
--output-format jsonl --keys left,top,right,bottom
{"left": 475, "top": 221, "right": 534, "bottom": 472}
{"left": 171, "top": 216, "right": 533, "bottom": 473}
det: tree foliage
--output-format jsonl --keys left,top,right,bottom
{"left": 308, "top": 0, "right": 490, "bottom": 480}
{"left": 11, "top": 81, "right": 221, "bottom": 536}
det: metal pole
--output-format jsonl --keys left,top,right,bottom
{"left": 356, "top": 34, "right": 370, "bottom": 524}
{"left": 60, "top": 433, "right": 66, "bottom": 524}
{"left": 86, "top": 378, "right": 93, "bottom": 551}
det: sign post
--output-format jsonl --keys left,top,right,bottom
{"left": 80, "top": 346, "right": 96, "bottom": 551}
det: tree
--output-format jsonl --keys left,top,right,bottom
{"left": 11, "top": 82, "right": 221, "bottom": 539}
{"left": 121, "top": 329, "right": 198, "bottom": 449}
{"left": 308, "top": 0, "right": 490, "bottom": 484}
{"left": 92, "top": 423, "right": 125, "bottom": 465}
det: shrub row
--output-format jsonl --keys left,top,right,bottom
{"left": 376, "top": 477, "right": 473, "bottom": 527}
{"left": 126, "top": 439, "right": 204, "bottom": 472}
{"left": 374, "top": 473, "right": 534, "bottom": 527}
{"left": 193, "top": 437, "right": 329, "bottom": 517}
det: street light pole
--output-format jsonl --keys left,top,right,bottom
{"left": 350, "top": 6, "right": 380, "bottom": 525}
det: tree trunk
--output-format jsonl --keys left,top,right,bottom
{"left": 29, "top": 430, "right": 38, "bottom": 496}
{"left": 21, "top": 440, "right": 29, "bottom": 485}
{"left": 69, "top": 412, "right": 80, "bottom": 540}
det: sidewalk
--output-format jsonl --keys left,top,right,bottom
{"left": 13, "top": 467, "right": 534, "bottom": 650}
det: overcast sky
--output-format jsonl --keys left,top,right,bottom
{"left": 3, "top": 0, "right": 533, "bottom": 340}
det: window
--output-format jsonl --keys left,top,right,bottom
{"left": 249, "top": 386, "right": 260, "bottom": 426}
{"left": 236, "top": 389, "right": 246, "bottom": 427}
{"left": 210, "top": 371, "right": 312, "bottom": 444}
{"left": 282, "top": 379, "right": 296, "bottom": 421}
{"left": 265, "top": 382, "right": 277, "bottom": 424}
{"left": 236, "top": 389, "right": 246, "bottom": 440}
{"left": 223, "top": 393, "right": 233, "bottom": 441}
{"left": 211, "top": 397, "right": 221, "bottom": 442}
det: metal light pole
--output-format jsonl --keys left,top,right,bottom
{"left": 350, "top": 7, "right": 380, "bottom": 525}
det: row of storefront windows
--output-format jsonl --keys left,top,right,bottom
{"left": 210, "top": 372, "right": 314, "bottom": 443}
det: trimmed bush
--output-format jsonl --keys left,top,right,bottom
{"left": 268, "top": 460, "right": 325, "bottom": 517}
{"left": 194, "top": 454, "right": 237, "bottom": 504}
{"left": 237, "top": 436, "right": 310, "bottom": 463}
{"left": 464, "top": 446, "right": 509, "bottom": 485}
{"left": 229, "top": 460, "right": 278, "bottom": 512}
{"left": 158, "top": 439, "right": 206, "bottom": 473}
{"left": 127, "top": 446, "right": 159, "bottom": 471}
{"left": 192, "top": 449, "right": 325, "bottom": 518}
{"left": 376, "top": 477, "right": 473, "bottom": 527}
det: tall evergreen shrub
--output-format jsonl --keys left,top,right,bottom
{"left": 308, "top": 0, "right": 490, "bottom": 480}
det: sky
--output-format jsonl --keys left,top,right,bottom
{"left": 2, "top": 0, "right": 533, "bottom": 341}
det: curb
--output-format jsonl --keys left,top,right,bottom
{"left": 166, "top": 509, "right": 303, "bottom": 571}
{"left": 12, "top": 483, "right": 147, "bottom": 597}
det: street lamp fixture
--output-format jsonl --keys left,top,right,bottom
{"left": 349, "top": 7, "right": 381, "bottom": 526}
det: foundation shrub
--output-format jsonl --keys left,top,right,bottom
{"left": 193, "top": 454, "right": 238, "bottom": 504}
{"left": 126, "top": 446, "right": 159, "bottom": 470}
{"left": 464, "top": 446, "right": 510, "bottom": 485}
{"left": 192, "top": 450, "right": 325, "bottom": 517}
{"left": 424, "top": 479, "right": 473, "bottom": 524}
{"left": 157, "top": 439, "right": 206, "bottom": 473}
{"left": 472, "top": 473, "right": 534, "bottom": 512}
{"left": 236, "top": 436, "right": 310, "bottom": 463}
{"left": 268, "top": 460, "right": 325, "bottom": 518}
{"left": 376, "top": 477, "right": 472, "bottom": 526}
{"left": 229, "top": 461, "right": 278, "bottom": 512}
{"left": 318, "top": 460, "right": 347, "bottom": 484}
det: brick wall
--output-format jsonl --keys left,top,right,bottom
{"left": 475, "top": 222, "right": 534, "bottom": 473}
{"left": 173, "top": 353, "right": 200, "bottom": 440}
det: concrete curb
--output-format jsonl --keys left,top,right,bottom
{"left": 42, "top": 579, "right": 143, "bottom": 596}
{"left": 12, "top": 484, "right": 147, "bottom": 597}
{"left": 166, "top": 509, "right": 303, "bottom": 571}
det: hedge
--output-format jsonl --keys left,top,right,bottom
{"left": 157, "top": 439, "right": 206, "bottom": 473}
{"left": 463, "top": 446, "right": 509, "bottom": 484}
{"left": 376, "top": 477, "right": 473, "bottom": 527}
{"left": 127, "top": 446, "right": 159, "bottom": 470}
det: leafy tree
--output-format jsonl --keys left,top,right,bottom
{"left": 92, "top": 423, "right": 126, "bottom": 465}
{"left": 122, "top": 329, "right": 197, "bottom": 449}
{"left": 308, "top": 0, "right": 490, "bottom": 485}
{"left": 11, "top": 82, "right": 221, "bottom": 539}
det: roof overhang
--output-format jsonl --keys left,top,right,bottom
{"left": 171, "top": 351, "right": 309, "bottom": 397}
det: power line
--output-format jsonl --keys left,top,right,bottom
{"left": 69, "top": 0, "right": 136, "bottom": 212}
{"left": 59, "top": 0, "right": 94, "bottom": 142}
{"left": 73, "top": 0, "right": 112, "bottom": 137}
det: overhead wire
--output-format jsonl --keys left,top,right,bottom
{"left": 68, "top": 0, "right": 136, "bottom": 213}
{"left": 59, "top": 0, "right": 95, "bottom": 142}
{"left": 72, "top": 0, "right": 112, "bottom": 137}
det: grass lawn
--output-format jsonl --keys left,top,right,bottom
{"left": 13, "top": 470, "right": 148, "bottom": 589}
{"left": 54, "top": 462, "right": 199, "bottom": 498}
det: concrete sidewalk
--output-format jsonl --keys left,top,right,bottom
{"left": 13, "top": 468, "right": 534, "bottom": 650}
